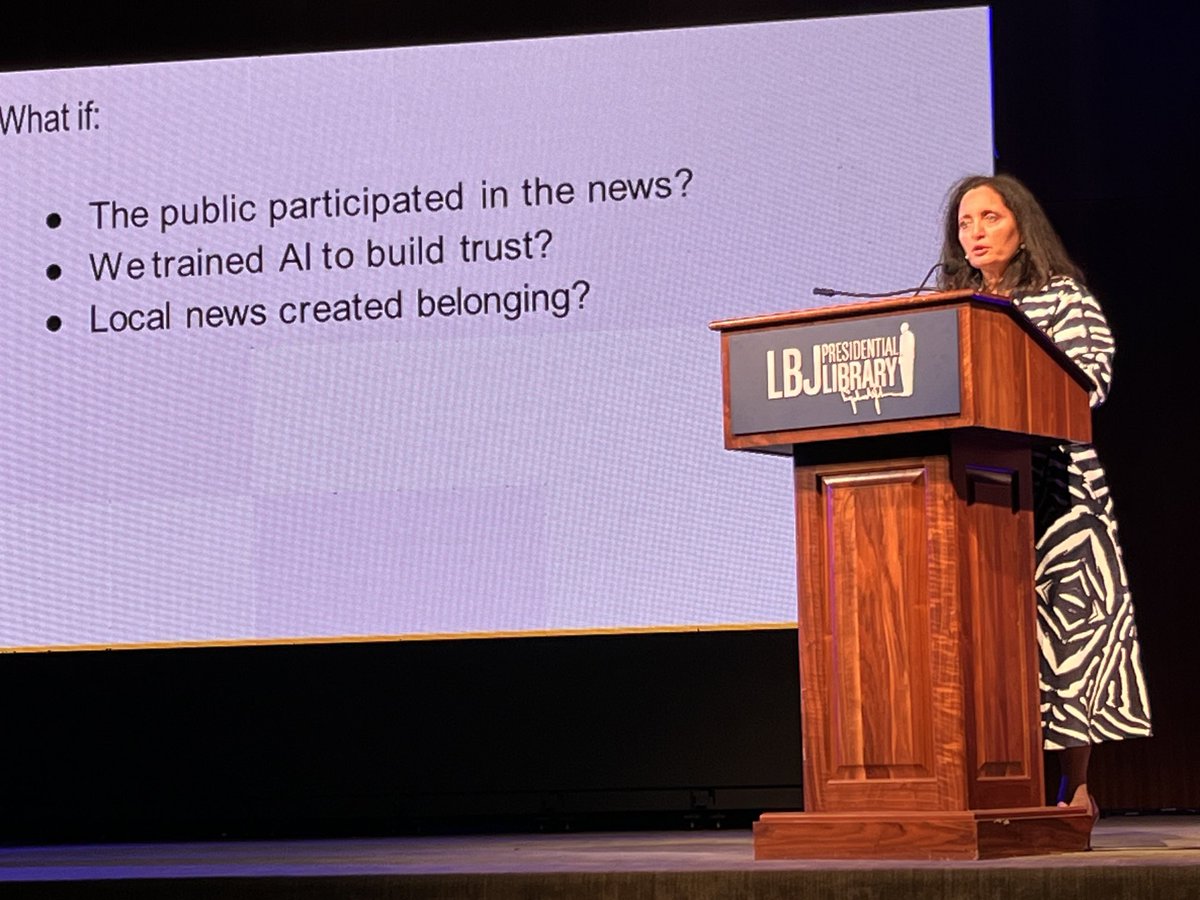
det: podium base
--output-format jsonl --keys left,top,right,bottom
{"left": 753, "top": 806, "right": 1093, "bottom": 860}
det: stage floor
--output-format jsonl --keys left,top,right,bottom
{"left": 2, "top": 815, "right": 1199, "bottom": 899}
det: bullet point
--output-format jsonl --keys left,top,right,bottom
{"left": 46, "top": 264, "right": 62, "bottom": 280}
{"left": 46, "top": 213, "right": 62, "bottom": 229}
{"left": 46, "top": 315, "right": 62, "bottom": 332}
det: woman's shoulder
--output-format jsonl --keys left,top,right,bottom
{"left": 1026, "top": 274, "right": 1090, "bottom": 300}
{"left": 1016, "top": 275, "right": 1093, "bottom": 314}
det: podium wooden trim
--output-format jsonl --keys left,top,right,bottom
{"left": 710, "top": 291, "right": 1095, "bottom": 859}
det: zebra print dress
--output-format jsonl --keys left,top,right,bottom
{"left": 1013, "top": 277, "right": 1152, "bottom": 750}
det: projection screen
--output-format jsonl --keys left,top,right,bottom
{"left": 0, "top": 7, "right": 993, "bottom": 650}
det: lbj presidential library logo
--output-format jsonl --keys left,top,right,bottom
{"left": 727, "top": 308, "right": 961, "bottom": 436}
{"left": 765, "top": 325, "right": 915, "bottom": 413}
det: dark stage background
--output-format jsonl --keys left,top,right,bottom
{"left": 2, "top": 1, "right": 1197, "bottom": 843}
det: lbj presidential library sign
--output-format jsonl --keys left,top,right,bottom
{"left": 726, "top": 308, "right": 961, "bottom": 435}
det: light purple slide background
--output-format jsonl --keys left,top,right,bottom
{"left": 0, "top": 9, "right": 992, "bottom": 648}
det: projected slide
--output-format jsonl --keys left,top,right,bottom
{"left": 0, "top": 8, "right": 992, "bottom": 649}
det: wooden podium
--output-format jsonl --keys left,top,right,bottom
{"left": 710, "top": 290, "right": 1095, "bottom": 859}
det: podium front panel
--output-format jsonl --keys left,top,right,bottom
{"left": 727, "top": 308, "right": 961, "bottom": 436}
{"left": 796, "top": 453, "right": 968, "bottom": 812}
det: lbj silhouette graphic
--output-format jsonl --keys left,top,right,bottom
{"left": 839, "top": 320, "right": 915, "bottom": 413}
{"left": 898, "top": 322, "right": 915, "bottom": 396}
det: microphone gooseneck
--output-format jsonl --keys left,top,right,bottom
{"left": 812, "top": 260, "right": 957, "bottom": 300}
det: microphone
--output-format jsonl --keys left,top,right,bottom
{"left": 812, "top": 259, "right": 962, "bottom": 299}
{"left": 913, "top": 258, "right": 962, "bottom": 292}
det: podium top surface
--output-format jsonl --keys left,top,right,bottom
{"left": 709, "top": 290, "right": 982, "bottom": 332}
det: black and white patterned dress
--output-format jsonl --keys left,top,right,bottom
{"left": 1013, "top": 277, "right": 1152, "bottom": 749}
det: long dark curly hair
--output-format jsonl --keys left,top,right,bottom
{"left": 937, "top": 174, "right": 1084, "bottom": 294}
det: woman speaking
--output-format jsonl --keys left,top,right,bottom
{"left": 937, "top": 174, "right": 1152, "bottom": 818}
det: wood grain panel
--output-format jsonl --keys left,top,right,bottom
{"left": 968, "top": 305, "right": 1029, "bottom": 435}
{"left": 970, "top": 302, "right": 1092, "bottom": 443}
{"left": 754, "top": 806, "right": 1091, "bottom": 860}
{"left": 951, "top": 437, "right": 1043, "bottom": 810}
{"left": 966, "top": 475, "right": 1032, "bottom": 774}
{"left": 796, "top": 456, "right": 966, "bottom": 813}
{"left": 822, "top": 468, "right": 935, "bottom": 781}
{"left": 1023, "top": 323, "right": 1093, "bottom": 442}
{"left": 755, "top": 811, "right": 980, "bottom": 860}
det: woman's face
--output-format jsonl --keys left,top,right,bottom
{"left": 957, "top": 185, "right": 1022, "bottom": 287}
